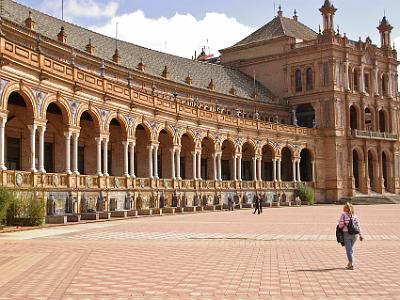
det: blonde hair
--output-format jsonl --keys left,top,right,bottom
{"left": 343, "top": 202, "right": 355, "bottom": 215}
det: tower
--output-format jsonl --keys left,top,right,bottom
{"left": 319, "top": 0, "right": 337, "bottom": 35}
{"left": 377, "top": 16, "right": 393, "bottom": 49}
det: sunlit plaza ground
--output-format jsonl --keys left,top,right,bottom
{"left": 0, "top": 204, "right": 400, "bottom": 300}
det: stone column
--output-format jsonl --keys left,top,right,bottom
{"left": 311, "top": 160, "right": 316, "bottom": 182}
{"left": 257, "top": 157, "right": 262, "bottom": 181}
{"left": 360, "top": 65, "right": 365, "bottom": 94}
{"left": 122, "top": 141, "right": 129, "bottom": 177}
{"left": 292, "top": 109, "right": 297, "bottom": 126}
{"left": 38, "top": 125, "right": 46, "bottom": 173}
{"left": 213, "top": 153, "right": 217, "bottom": 181}
{"left": 176, "top": 148, "right": 181, "bottom": 179}
{"left": 0, "top": 116, "right": 7, "bottom": 171}
{"left": 197, "top": 152, "right": 202, "bottom": 180}
{"left": 72, "top": 132, "right": 80, "bottom": 175}
{"left": 297, "top": 160, "right": 301, "bottom": 182}
{"left": 171, "top": 148, "right": 176, "bottom": 179}
{"left": 64, "top": 131, "right": 73, "bottom": 176}
{"left": 192, "top": 151, "right": 197, "bottom": 180}
{"left": 129, "top": 141, "right": 136, "bottom": 178}
{"left": 237, "top": 155, "right": 242, "bottom": 181}
{"left": 28, "top": 124, "right": 37, "bottom": 172}
{"left": 103, "top": 138, "right": 109, "bottom": 176}
{"left": 344, "top": 61, "right": 350, "bottom": 91}
{"left": 374, "top": 68, "right": 379, "bottom": 96}
{"left": 292, "top": 159, "right": 297, "bottom": 182}
{"left": 218, "top": 153, "right": 222, "bottom": 181}
{"left": 277, "top": 159, "right": 282, "bottom": 181}
{"left": 388, "top": 72, "right": 393, "bottom": 98}
{"left": 272, "top": 158, "right": 277, "bottom": 181}
{"left": 148, "top": 145, "right": 153, "bottom": 178}
{"left": 95, "top": 137, "right": 102, "bottom": 176}
{"left": 233, "top": 155, "right": 237, "bottom": 181}
{"left": 153, "top": 145, "right": 159, "bottom": 179}
{"left": 253, "top": 157, "right": 257, "bottom": 181}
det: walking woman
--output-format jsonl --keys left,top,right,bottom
{"left": 338, "top": 203, "right": 363, "bottom": 270}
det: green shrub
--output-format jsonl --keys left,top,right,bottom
{"left": 0, "top": 187, "right": 16, "bottom": 225}
{"left": 6, "top": 192, "right": 45, "bottom": 226}
{"left": 296, "top": 184, "right": 315, "bottom": 205}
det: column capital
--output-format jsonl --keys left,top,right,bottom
{"left": 27, "top": 124, "right": 37, "bottom": 132}
{"left": 37, "top": 125, "right": 46, "bottom": 133}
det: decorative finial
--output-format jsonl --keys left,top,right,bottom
{"left": 277, "top": 4, "right": 283, "bottom": 17}
{"left": 319, "top": 25, "right": 321, "bottom": 34}
{"left": 137, "top": 58, "right": 145, "bottom": 72}
{"left": 100, "top": 60, "right": 106, "bottom": 77}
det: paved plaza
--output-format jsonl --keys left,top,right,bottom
{"left": 0, "top": 205, "right": 400, "bottom": 300}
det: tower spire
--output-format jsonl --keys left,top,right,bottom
{"left": 377, "top": 14, "right": 393, "bottom": 49}
{"left": 319, "top": 0, "right": 337, "bottom": 35}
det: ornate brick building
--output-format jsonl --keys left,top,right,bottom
{"left": 0, "top": 0, "right": 398, "bottom": 218}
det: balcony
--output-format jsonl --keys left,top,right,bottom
{"left": 352, "top": 130, "right": 398, "bottom": 141}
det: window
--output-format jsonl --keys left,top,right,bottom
{"left": 364, "top": 73, "right": 370, "bottom": 94}
{"left": 295, "top": 69, "right": 302, "bottom": 92}
{"left": 306, "top": 68, "right": 314, "bottom": 91}
{"left": 353, "top": 69, "right": 359, "bottom": 92}
{"left": 323, "top": 63, "right": 329, "bottom": 87}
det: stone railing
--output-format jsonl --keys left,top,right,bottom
{"left": 1, "top": 170, "right": 309, "bottom": 192}
{"left": 353, "top": 129, "right": 398, "bottom": 141}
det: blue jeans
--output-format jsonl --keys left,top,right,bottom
{"left": 343, "top": 231, "right": 357, "bottom": 264}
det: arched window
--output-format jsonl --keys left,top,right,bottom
{"left": 353, "top": 68, "right": 359, "bottom": 92}
{"left": 350, "top": 105, "right": 358, "bottom": 130}
{"left": 306, "top": 68, "right": 314, "bottom": 91}
{"left": 295, "top": 69, "right": 302, "bottom": 92}
{"left": 381, "top": 74, "right": 388, "bottom": 96}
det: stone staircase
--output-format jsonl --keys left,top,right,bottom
{"left": 339, "top": 193, "right": 400, "bottom": 205}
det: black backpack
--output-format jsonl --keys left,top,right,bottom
{"left": 347, "top": 215, "right": 360, "bottom": 235}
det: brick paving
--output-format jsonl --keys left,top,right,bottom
{"left": 0, "top": 205, "right": 400, "bottom": 299}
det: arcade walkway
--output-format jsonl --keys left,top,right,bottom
{"left": 0, "top": 205, "right": 399, "bottom": 299}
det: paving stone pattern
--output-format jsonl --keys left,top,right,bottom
{"left": 0, "top": 205, "right": 400, "bottom": 299}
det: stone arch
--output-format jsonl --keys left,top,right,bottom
{"left": 181, "top": 132, "right": 196, "bottom": 179}
{"left": 105, "top": 112, "right": 129, "bottom": 138}
{"left": 296, "top": 103, "right": 315, "bottom": 128}
{"left": 349, "top": 104, "right": 361, "bottom": 130}
{"left": 381, "top": 149, "right": 392, "bottom": 190}
{"left": 4, "top": 87, "right": 38, "bottom": 171}
{"left": 42, "top": 95, "right": 73, "bottom": 125}
{"left": 300, "top": 148, "right": 313, "bottom": 182}
{"left": 364, "top": 106, "right": 375, "bottom": 131}
{"left": 241, "top": 141, "right": 256, "bottom": 181}
{"left": 378, "top": 108, "right": 389, "bottom": 133}
{"left": 221, "top": 139, "right": 235, "bottom": 180}
{"left": 367, "top": 148, "right": 379, "bottom": 191}
{"left": 281, "top": 146, "right": 294, "bottom": 181}
{"left": 306, "top": 67, "right": 314, "bottom": 90}
{"left": 77, "top": 110, "right": 103, "bottom": 175}
{"left": 157, "top": 127, "right": 174, "bottom": 179}
{"left": 134, "top": 122, "right": 152, "bottom": 178}
{"left": 2, "top": 83, "right": 37, "bottom": 119}
{"left": 295, "top": 69, "right": 302, "bottom": 92}
{"left": 261, "top": 143, "right": 275, "bottom": 181}
{"left": 201, "top": 136, "right": 215, "bottom": 180}
{"left": 352, "top": 147, "right": 364, "bottom": 190}
{"left": 75, "top": 105, "right": 102, "bottom": 132}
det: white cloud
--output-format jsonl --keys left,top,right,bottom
{"left": 40, "top": 0, "right": 119, "bottom": 20}
{"left": 65, "top": 0, "right": 119, "bottom": 18}
{"left": 90, "top": 10, "right": 256, "bottom": 58}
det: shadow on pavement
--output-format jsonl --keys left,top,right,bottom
{"left": 293, "top": 267, "right": 344, "bottom": 272}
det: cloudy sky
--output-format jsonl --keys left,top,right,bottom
{"left": 15, "top": 0, "right": 400, "bottom": 59}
